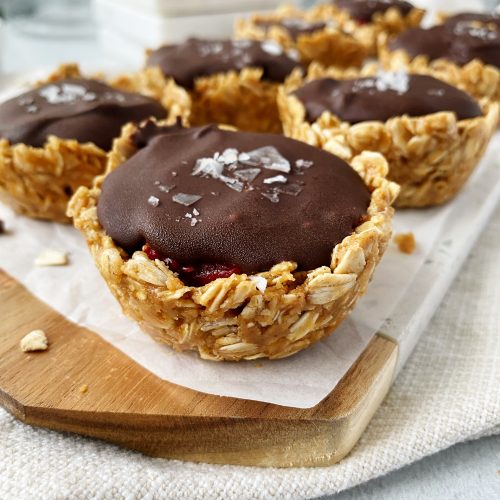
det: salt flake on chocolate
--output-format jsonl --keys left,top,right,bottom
{"left": 261, "top": 190, "right": 280, "bottom": 203}
{"left": 277, "top": 183, "right": 303, "bottom": 196}
{"left": 148, "top": 195, "right": 160, "bottom": 207}
{"left": 172, "top": 193, "right": 202, "bottom": 206}
{"left": 39, "top": 83, "right": 88, "bottom": 104}
{"left": 261, "top": 40, "right": 283, "bottom": 56}
{"left": 218, "top": 148, "right": 239, "bottom": 165}
{"left": 375, "top": 71, "right": 409, "bottom": 95}
{"left": 295, "top": 159, "right": 314, "bottom": 169}
{"left": 263, "top": 175, "right": 287, "bottom": 184}
{"left": 221, "top": 176, "right": 244, "bottom": 192}
{"left": 192, "top": 157, "right": 224, "bottom": 178}
{"left": 242, "top": 146, "right": 291, "bottom": 173}
{"left": 234, "top": 168, "right": 261, "bottom": 182}
{"left": 157, "top": 184, "right": 175, "bottom": 193}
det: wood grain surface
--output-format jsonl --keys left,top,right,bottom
{"left": 0, "top": 269, "right": 398, "bottom": 467}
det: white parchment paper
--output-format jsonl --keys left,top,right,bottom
{"left": 0, "top": 76, "right": 498, "bottom": 407}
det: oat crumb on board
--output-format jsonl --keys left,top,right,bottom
{"left": 34, "top": 249, "right": 68, "bottom": 267}
{"left": 394, "top": 232, "right": 416, "bottom": 254}
{"left": 79, "top": 384, "right": 89, "bottom": 394}
{"left": 20, "top": 329, "right": 48, "bottom": 352}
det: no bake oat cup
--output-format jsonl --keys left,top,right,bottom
{"left": 68, "top": 120, "right": 398, "bottom": 361}
{"left": 278, "top": 69, "right": 498, "bottom": 207}
{"left": 120, "top": 38, "right": 304, "bottom": 134}
{"left": 309, "top": 0, "right": 425, "bottom": 55}
{"left": 234, "top": 4, "right": 368, "bottom": 68}
{"left": 0, "top": 64, "right": 178, "bottom": 222}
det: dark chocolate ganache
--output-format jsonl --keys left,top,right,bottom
{"left": 255, "top": 18, "right": 328, "bottom": 40}
{"left": 293, "top": 73, "right": 482, "bottom": 123}
{"left": 146, "top": 38, "right": 302, "bottom": 89}
{"left": 444, "top": 12, "right": 500, "bottom": 29}
{"left": 389, "top": 24, "right": 500, "bottom": 68}
{"left": 97, "top": 123, "right": 371, "bottom": 278}
{"left": 334, "top": 0, "right": 414, "bottom": 23}
{"left": 0, "top": 78, "right": 166, "bottom": 150}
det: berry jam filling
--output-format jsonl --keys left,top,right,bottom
{"left": 143, "top": 244, "right": 241, "bottom": 286}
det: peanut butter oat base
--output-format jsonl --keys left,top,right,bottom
{"left": 0, "top": 63, "right": 169, "bottom": 223}
{"left": 68, "top": 121, "right": 399, "bottom": 361}
{"left": 234, "top": 4, "right": 368, "bottom": 68}
{"left": 278, "top": 68, "right": 498, "bottom": 207}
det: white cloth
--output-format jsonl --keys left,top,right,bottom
{"left": 1, "top": 202, "right": 500, "bottom": 499}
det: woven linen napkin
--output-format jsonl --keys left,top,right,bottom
{"left": 1, "top": 201, "right": 499, "bottom": 499}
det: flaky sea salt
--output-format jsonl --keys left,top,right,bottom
{"left": 82, "top": 92, "right": 97, "bottom": 102}
{"left": 148, "top": 195, "right": 160, "bottom": 207}
{"left": 238, "top": 152, "right": 251, "bottom": 162}
{"left": 158, "top": 184, "right": 175, "bottom": 193}
{"left": 241, "top": 146, "right": 291, "bottom": 173}
{"left": 261, "top": 190, "right": 280, "bottom": 203}
{"left": 276, "top": 183, "right": 303, "bottom": 196}
{"left": 427, "top": 89, "right": 445, "bottom": 97}
{"left": 234, "top": 168, "right": 261, "bottom": 182}
{"left": 218, "top": 148, "right": 239, "bottom": 165}
{"left": 221, "top": 177, "right": 244, "bottom": 192}
{"left": 199, "top": 41, "right": 224, "bottom": 57}
{"left": 261, "top": 40, "right": 283, "bottom": 56}
{"left": 454, "top": 22, "right": 498, "bottom": 41}
{"left": 375, "top": 71, "right": 409, "bottom": 94}
{"left": 263, "top": 175, "right": 287, "bottom": 184}
{"left": 295, "top": 159, "right": 314, "bottom": 169}
{"left": 192, "top": 157, "right": 224, "bottom": 178}
{"left": 39, "top": 83, "right": 88, "bottom": 104}
{"left": 172, "top": 193, "right": 202, "bottom": 206}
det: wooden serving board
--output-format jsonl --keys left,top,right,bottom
{"left": 0, "top": 269, "right": 398, "bottom": 467}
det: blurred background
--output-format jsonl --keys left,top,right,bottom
{"left": 0, "top": 0, "right": 498, "bottom": 74}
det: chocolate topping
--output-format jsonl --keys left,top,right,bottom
{"left": 293, "top": 73, "right": 482, "bottom": 123}
{"left": 0, "top": 78, "right": 166, "bottom": 150}
{"left": 256, "top": 18, "right": 328, "bottom": 40}
{"left": 444, "top": 12, "right": 500, "bottom": 29}
{"left": 334, "top": 0, "right": 414, "bottom": 22}
{"left": 390, "top": 24, "right": 500, "bottom": 68}
{"left": 146, "top": 38, "right": 302, "bottom": 89}
{"left": 97, "top": 123, "right": 370, "bottom": 274}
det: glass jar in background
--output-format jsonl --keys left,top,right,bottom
{"left": 0, "top": 0, "right": 93, "bottom": 38}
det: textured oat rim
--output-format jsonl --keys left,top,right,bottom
{"left": 234, "top": 4, "right": 368, "bottom": 67}
{"left": 308, "top": 3, "right": 425, "bottom": 53}
{"left": 378, "top": 37, "right": 500, "bottom": 103}
{"left": 0, "top": 63, "right": 110, "bottom": 223}
{"left": 279, "top": 64, "right": 498, "bottom": 134}
{"left": 278, "top": 82, "right": 498, "bottom": 153}
{"left": 67, "top": 120, "right": 399, "bottom": 360}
